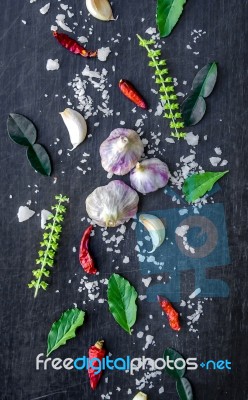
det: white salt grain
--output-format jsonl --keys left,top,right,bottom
{"left": 17, "top": 206, "right": 35, "bottom": 222}
{"left": 185, "top": 132, "right": 199, "bottom": 146}
{"left": 40, "top": 3, "right": 50, "bottom": 15}
{"left": 142, "top": 277, "right": 152, "bottom": 287}
{"left": 209, "top": 156, "right": 221, "bottom": 166}
{"left": 41, "top": 209, "right": 52, "bottom": 229}
{"left": 46, "top": 59, "right": 60, "bottom": 71}
{"left": 189, "top": 288, "right": 201, "bottom": 299}
{"left": 97, "top": 47, "right": 111, "bottom": 62}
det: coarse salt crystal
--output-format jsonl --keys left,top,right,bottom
{"left": 17, "top": 206, "right": 35, "bottom": 222}
{"left": 46, "top": 59, "right": 60, "bottom": 71}
{"left": 40, "top": 3, "right": 50, "bottom": 15}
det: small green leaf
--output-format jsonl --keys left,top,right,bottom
{"left": 107, "top": 274, "right": 138, "bottom": 334}
{"left": 176, "top": 378, "right": 193, "bottom": 400}
{"left": 47, "top": 309, "right": 85, "bottom": 356}
{"left": 156, "top": 0, "right": 187, "bottom": 37}
{"left": 181, "top": 62, "right": 218, "bottom": 126}
{"left": 27, "top": 144, "right": 52, "bottom": 176}
{"left": 7, "top": 113, "right": 37, "bottom": 146}
{"left": 182, "top": 171, "right": 229, "bottom": 203}
{"left": 164, "top": 348, "right": 186, "bottom": 379}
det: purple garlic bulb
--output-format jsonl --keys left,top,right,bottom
{"left": 130, "top": 158, "right": 170, "bottom": 195}
{"left": 85, "top": 180, "right": 139, "bottom": 227}
{"left": 100, "top": 128, "right": 144, "bottom": 176}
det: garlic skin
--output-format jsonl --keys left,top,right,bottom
{"left": 139, "top": 214, "right": 165, "bottom": 253}
{"left": 86, "top": 180, "right": 139, "bottom": 228}
{"left": 100, "top": 128, "right": 144, "bottom": 176}
{"left": 130, "top": 158, "right": 170, "bottom": 194}
{"left": 60, "top": 108, "right": 87, "bottom": 151}
{"left": 133, "top": 393, "right": 148, "bottom": 400}
{"left": 86, "top": 0, "right": 115, "bottom": 21}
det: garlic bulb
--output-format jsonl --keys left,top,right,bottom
{"left": 130, "top": 158, "right": 170, "bottom": 194}
{"left": 60, "top": 108, "right": 87, "bottom": 151}
{"left": 133, "top": 393, "right": 148, "bottom": 400}
{"left": 86, "top": 180, "right": 139, "bottom": 228}
{"left": 86, "top": 0, "right": 115, "bottom": 21}
{"left": 100, "top": 128, "right": 144, "bottom": 176}
{"left": 139, "top": 214, "right": 165, "bottom": 253}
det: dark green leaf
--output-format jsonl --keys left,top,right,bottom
{"left": 107, "top": 273, "right": 138, "bottom": 334}
{"left": 164, "top": 347, "right": 186, "bottom": 379}
{"left": 7, "top": 113, "right": 37, "bottom": 146}
{"left": 47, "top": 308, "right": 85, "bottom": 356}
{"left": 182, "top": 171, "right": 229, "bottom": 203}
{"left": 192, "top": 62, "right": 218, "bottom": 97}
{"left": 27, "top": 144, "right": 52, "bottom": 176}
{"left": 156, "top": 0, "right": 187, "bottom": 37}
{"left": 181, "top": 62, "right": 218, "bottom": 126}
{"left": 176, "top": 378, "right": 193, "bottom": 400}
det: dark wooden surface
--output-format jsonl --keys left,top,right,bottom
{"left": 0, "top": 1, "right": 248, "bottom": 399}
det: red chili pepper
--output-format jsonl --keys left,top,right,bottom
{"left": 119, "top": 79, "right": 147, "bottom": 109}
{"left": 79, "top": 225, "right": 98, "bottom": 274}
{"left": 53, "top": 31, "right": 97, "bottom": 58}
{"left": 88, "top": 340, "right": 106, "bottom": 390}
{"left": 157, "top": 295, "right": 181, "bottom": 331}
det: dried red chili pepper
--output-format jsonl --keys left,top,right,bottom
{"left": 88, "top": 340, "right": 106, "bottom": 390}
{"left": 157, "top": 295, "right": 181, "bottom": 331}
{"left": 119, "top": 79, "right": 147, "bottom": 109}
{"left": 79, "top": 225, "right": 98, "bottom": 274}
{"left": 53, "top": 31, "right": 97, "bottom": 58}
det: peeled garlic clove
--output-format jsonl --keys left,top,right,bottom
{"left": 133, "top": 392, "right": 148, "bottom": 400}
{"left": 60, "top": 108, "right": 87, "bottom": 151}
{"left": 86, "top": 0, "right": 115, "bottom": 21}
{"left": 86, "top": 180, "right": 139, "bottom": 228}
{"left": 100, "top": 128, "right": 144, "bottom": 176}
{"left": 139, "top": 214, "right": 165, "bottom": 253}
{"left": 130, "top": 158, "right": 170, "bottom": 194}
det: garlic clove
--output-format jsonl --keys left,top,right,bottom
{"left": 86, "top": 0, "right": 115, "bottom": 21}
{"left": 100, "top": 128, "right": 144, "bottom": 176}
{"left": 60, "top": 108, "right": 87, "bottom": 151}
{"left": 130, "top": 158, "right": 170, "bottom": 194}
{"left": 139, "top": 214, "right": 165, "bottom": 253}
{"left": 86, "top": 180, "right": 139, "bottom": 228}
{"left": 133, "top": 392, "right": 148, "bottom": 400}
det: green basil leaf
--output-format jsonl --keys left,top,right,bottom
{"left": 27, "top": 144, "right": 52, "bottom": 176}
{"left": 164, "top": 347, "right": 186, "bottom": 379}
{"left": 181, "top": 62, "right": 218, "bottom": 126}
{"left": 47, "top": 308, "right": 85, "bottom": 356}
{"left": 176, "top": 378, "right": 193, "bottom": 400}
{"left": 156, "top": 0, "right": 187, "bottom": 37}
{"left": 182, "top": 170, "right": 229, "bottom": 203}
{"left": 107, "top": 273, "right": 138, "bottom": 334}
{"left": 7, "top": 113, "right": 37, "bottom": 146}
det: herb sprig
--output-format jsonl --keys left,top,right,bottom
{"left": 28, "top": 194, "right": 69, "bottom": 298}
{"left": 137, "top": 35, "right": 186, "bottom": 139}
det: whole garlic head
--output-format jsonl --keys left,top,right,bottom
{"left": 100, "top": 128, "right": 144, "bottom": 176}
{"left": 85, "top": 180, "right": 139, "bottom": 228}
{"left": 130, "top": 158, "right": 170, "bottom": 194}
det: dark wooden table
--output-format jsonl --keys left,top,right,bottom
{"left": 1, "top": 1, "right": 248, "bottom": 399}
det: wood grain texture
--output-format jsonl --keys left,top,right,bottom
{"left": 0, "top": 1, "right": 248, "bottom": 399}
